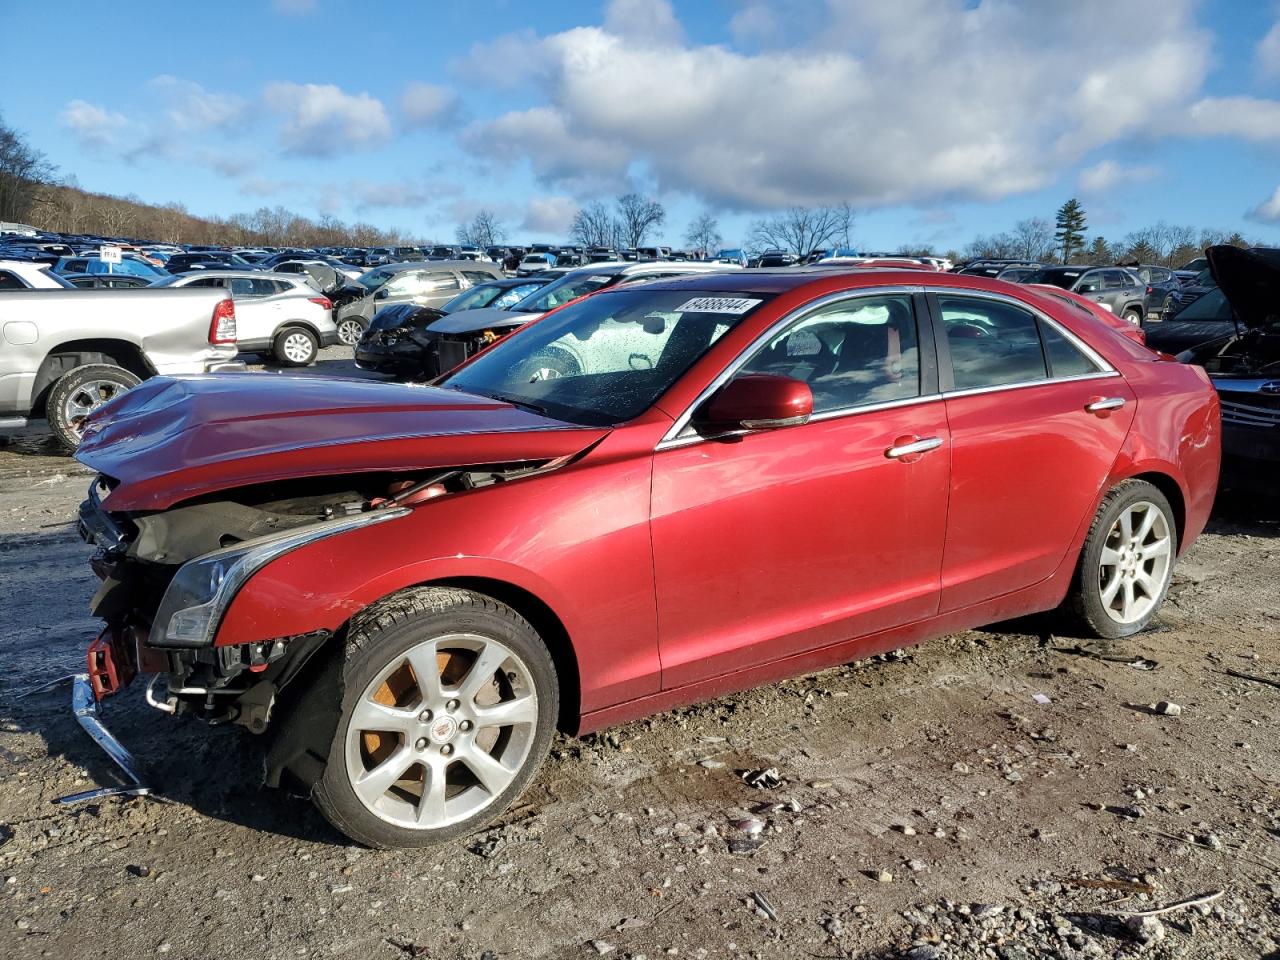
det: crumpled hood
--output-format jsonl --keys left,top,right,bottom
{"left": 1206, "top": 244, "right": 1280, "bottom": 329}
{"left": 76, "top": 374, "right": 608, "bottom": 511}
{"left": 426, "top": 306, "right": 543, "bottom": 335}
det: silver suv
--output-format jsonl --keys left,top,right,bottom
{"left": 154, "top": 271, "right": 339, "bottom": 366}
{"left": 335, "top": 260, "right": 504, "bottom": 342}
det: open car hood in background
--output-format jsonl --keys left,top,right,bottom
{"left": 1206, "top": 244, "right": 1280, "bottom": 329}
{"left": 76, "top": 375, "right": 609, "bottom": 511}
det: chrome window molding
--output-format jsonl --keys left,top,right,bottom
{"left": 655, "top": 283, "right": 1122, "bottom": 452}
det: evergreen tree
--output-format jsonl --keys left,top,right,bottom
{"left": 1054, "top": 198, "right": 1087, "bottom": 262}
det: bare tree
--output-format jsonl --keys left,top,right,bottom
{"left": 456, "top": 209, "right": 507, "bottom": 248}
{"left": 748, "top": 206, "right": 846, "bottom": 257}
{"left": 0, "top": 113, "right": 56, "bottom": 224}
{"left": 568, "top": 201, "right": 615, "bottom": 248}
{"left": 683, "top": 211, "right": 722, "bottom": 257}
{"left": 1009, "top": 217, "right": 1057, "bottom": 262}
{"left": 615, "top": 193, "right": 665, "bottom": 249}
{"left": 833, "top": 202, "right": 856, "bottom": 251}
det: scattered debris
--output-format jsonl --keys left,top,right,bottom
{"left": 751, "top": 891, "right": 779, "bottom": 922}
{"left": 1223, "top": 668, "right": 1280, "bottom": 691}
{"left": 1055, "top": 644, "right": 1159, "bottom": 670}
{"left": 1032, "top": 693, "right": 1052, "bottom": 705}
{"left": 588, "top": 938, "right": 616, "bottom": 955}
{"left": 740, "top": 767, "right": 784, "bottom": 789}
{"left": 1155, "top": 701, "right": 1183, "bottom": 717}
{"left": 1064, "top": 876, "right": 1155, "bottom": 895}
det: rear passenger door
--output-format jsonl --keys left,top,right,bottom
{"left": 931, "top": 292, "right": 1136, "bottom": 611}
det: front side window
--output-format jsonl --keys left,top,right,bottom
{"left": 940, "top": 296, "right": 1047, "bottom": 390}
{"left": 441, "top": 289, "right": 770, "bottom": 426}
{"left": 733, "top": 295, "right": 921, "bottom": 413}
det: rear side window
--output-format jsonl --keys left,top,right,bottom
{"left": 0, "top": 270, "right": 27, "bottom": 289}
{"left": 462, "top": 271, "right": 495, "bottom": 284}
{"left": 940, "top": 296, "right": 1047, "bottom": 390}
{"left": 1040, "top": 322, "right": 1102, "bottom": 378}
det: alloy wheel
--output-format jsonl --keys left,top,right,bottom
{"left": 337, "top": 319, "right": 364, "bottom": 346}
{"left": 344, "top": 633, "right": 538, "bottom": 830}
{"left": 1097, "top": 500, "right": 1173, "bottom": 625}
{"left": 63, "top": 381, "right": 127, "bottom": 438}
{"left": 283, "top": 332, "right": 315, "bottom": 364}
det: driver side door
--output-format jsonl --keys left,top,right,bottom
{"left": 650, "top": 292, "right": 951, "bottom": 689}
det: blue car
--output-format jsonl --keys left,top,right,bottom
{"left": 55, "top": 253, "right": 170, "bottom": 280}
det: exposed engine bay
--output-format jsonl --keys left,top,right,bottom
{"left": 78, "top": 461, "right": 554, "bottom": 732}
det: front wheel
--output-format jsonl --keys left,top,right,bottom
{"left": 336, "top": 317, "right": 366, "bottom": 347}
{"left": 273, "top": 326, "right": 319, "bottom": 367}
{"left": 1123, "top": 307, "right": 1144, "bottom": 326}
{"left": 1066, "top": 480, "right": 1177, "bottom": 639}
{"left": 46, "top": 363, "right": 141, "bottom": 452}
{"left": 313, "top": 587, "right": 559, "bottom": 848}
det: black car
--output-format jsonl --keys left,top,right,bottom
{"left": 757, "top": 250, "right": 797, "bottom": 268}
{"left": 958, "top": 259, "right": 1042, "bottom": 278}
{"left": 1144, "top": 287, "right": 1236, "bottom": 354}
{"left": 166, "top": 252, "right": 257, "bottom": 273}
{"left": 1124, "top": 263, "right": 1182, "bottom": 320}
{"left": 1175, "top": 245, "right": 1280, "bottom": 481}
{"left": 354, "top": 304, "right": 454, "bottom": 378}
{"left": 1165, "top": 267, "right": 1216, "bottom": 318}
{"left": 63, "top": 273, "right": 152, "bottom": 289}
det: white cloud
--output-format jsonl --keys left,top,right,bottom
{"left": 603, "top": 0, "right": 684, "bottom": 46}
{"left": 521, "top": 196, "right": 579, "bottom": 234}
{"left": 1077, "top": 160, "right": 1158, "bottom": 193}
{"left": 729, "top": 2, "right": 781, "bottom": 46}
{"left": 1188, "top": 95, "right": 1280, "bottom": 140}
{"left": 1248, "top": 185, "right": 1280, "bottom": 223}
{"left": 148, "top": 76, "right": 246, "bottom": 132}
{"left": 456, "top": 0, "right": 1211, "bottom": 210}
{"left": 263, "top": 82, "right": 392, "bottom": 156}
{"left": 1258, "top": 21, "right": 1280, "bottom": 79}
{"left": 60, "top": 100, "right": 129, "bottom": 150}
{"left": 400, "top": 82, "right": 461, "bottom": 129}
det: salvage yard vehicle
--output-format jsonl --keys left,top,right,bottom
{"left": 336, "top": 260, "right": 504, "bottom": 344}
{"left": 152, "top": 271, "right": 339, "bottom": 367}
{"left": 0, "top": 286, "right": 241, "bottom": 450}
{"left": 355, "top": 261, "right": 735, "bottom": 380}
{"left": 73, "top": 268, "right": 1219, "bottom": 848}
{"left": 1173, "top": 244, "right": 1280, "bottom": 481}
{"left": 1018, "top": 266, "right": 1147, "bottom": 324}
{"left": 0, "top": 258, "right": 76, "bottom": 289}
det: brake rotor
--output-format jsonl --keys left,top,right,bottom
{"left": 361, "top": 650, "right": 473, "bottom": 773}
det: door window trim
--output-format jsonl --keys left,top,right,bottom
{"left": 656, "top": 286, "right": 936, "bottom": 450}
{"left": 925, "top": 288, "right": 1118, "bottom": 398}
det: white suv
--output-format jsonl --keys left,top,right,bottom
{"left": 153, "top": 271, "right": 339, "bottom": 366}
{"left": 0, "top": 260, "right": 75, "bottom": 289}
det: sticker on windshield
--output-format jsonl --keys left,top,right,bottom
{"left": 675, "top": 297, "right": 763, "bottom": 314}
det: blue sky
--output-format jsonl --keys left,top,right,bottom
{"left": 6, "top": 0, "right": 1280, "bottom": 252}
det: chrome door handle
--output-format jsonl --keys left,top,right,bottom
{"left": 1085, "top": 397, "right": 1126, "bottom": 413}
{"left": 885, "top": 437, "right": 943, "bottom": 459}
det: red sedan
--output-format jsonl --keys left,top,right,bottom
{"left": 75, "top": 268, "right": 1220, "bottom": 847}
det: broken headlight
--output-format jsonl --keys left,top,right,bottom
{"left": 149, "top": 507, "right": 410, "bottom": 648}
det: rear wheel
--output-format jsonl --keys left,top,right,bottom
{"left": 1122, "top": 307, "right": 1144, "bottom": 326}
{"left": 273, "top": 326, "right": 319, "bottom": 366}
{"left": 1067, "top": 480, "right": 1176, "bottom": 639}
{"left": 313, "top": 587, "right": 558, "bottom": 848}
{"left": 46, "top": 363, "right": 141, "bottom": 452}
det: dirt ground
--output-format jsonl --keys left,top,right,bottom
{"left": 1, "top": 350, "right": 1278, "bottom": 959}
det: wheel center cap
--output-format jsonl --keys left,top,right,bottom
{"left": 427, "top": 715, "right": 458, "bottom": 744}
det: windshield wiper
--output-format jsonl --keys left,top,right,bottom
{"left": 480, "top": 391, "right": 549, "bottom": 415}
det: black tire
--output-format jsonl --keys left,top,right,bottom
{"left": 511, "top": 347, "right": 581, "bottom": 383}
{"left": 1122, "top": 307, "right": 1144, "bottom": 326}
{"left": 313, "top": 587, "right": 559, "bottom": 848}
{"left": 1066, "top": 479, "right": 1177, "bottom": 640}
{"left": 46, "top": 363, "right": 141, "bottom": 453}
{"left": 273, "top": 326, "right": 319, "bottom": 367}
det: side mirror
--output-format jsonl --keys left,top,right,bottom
{"left": 693, "top": 374, "right": 813, "bottom": 436}
{"left": 374, "top": 288, "right": 389, "bottom": 300}
{"left": 1078, "top": 281, "right": 1099, "bottom": 293}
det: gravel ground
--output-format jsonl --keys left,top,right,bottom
{"left": 0, "top": 351, "right": 1278, "bottom": 959}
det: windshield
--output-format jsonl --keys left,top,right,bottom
{"left": 1175, "top": 288, "right": 1234, "bottom": 322}
{"left": 356, "top": 268, "right": 396, "bottom": 293}
{"left": 510, "top": 273, "right": 614, "bottom": 313}
{"left": 1023, "top": 268, "right": 1083, "bottom": 289}
{"left": 440, "top": 288, "right": 770, "bottom": 426}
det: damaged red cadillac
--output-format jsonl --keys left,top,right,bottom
{"left": 74, "top": 269, "right": 1220, "bottom": 847}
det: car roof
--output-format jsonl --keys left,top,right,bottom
{"left": 174, "top": 270, "right": 304, "bottom": 282}
{"left": 372, "top": 260, "right": 495, "bottom": 273}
